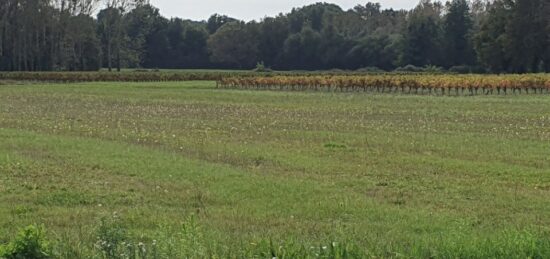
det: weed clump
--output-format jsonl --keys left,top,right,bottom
{"left": 0, "top": 225, "right": 52, "bottom": 259}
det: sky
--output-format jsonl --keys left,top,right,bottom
{"left": 149, "top": 0, "right": 419, "bottom": 21}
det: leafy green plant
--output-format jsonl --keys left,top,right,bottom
{"left": 94, "top": 215, "right": 128, "bottom": 259}
{"left": 0, "top": 225, "right": 52, "bottom": 259}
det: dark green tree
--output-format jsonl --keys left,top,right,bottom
{"left": 1, "top": 0, "right": 549, "bottom": 72}
{"left": 504, "top": 0, "right": 548, "bottom": 72}
{"left": 473, "top": 0, "right": 509, "bottom": 73}
{"left": 347, "top": 34, "right": 399, "bottom": 70}
{"left": 124, "top": 4, "right": 162, "bottom": 67}
{"left": 282, "top": 26, "right": 322, "bottom": 70}
{"left": 206, "top": 14, "right": 237, "bottom": 34}
{"left": 65, "top": 15, "right": 101, "bottom": 71}
{"left": 258, "top": 16, "right": 289, "bottom": 69}
{"left": 318, "top": 22, "right": 351, "bottom": 69}
{"left": 399, "top": 0, "right": 444, "bottom": 67}
{"left": 443, "top": 0, "right": 475, "bottom": 67}
{"left": 97, "top": 7, "right": 122, "bottom": 71}
{"left": 207, "top": 21, "right": 259, "bottom": 68}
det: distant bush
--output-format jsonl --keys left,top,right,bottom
{"left": 0, "top": 225, "right": 52, "bottom": 259}
{"left": 395, "top": 64, "right": 444, "bottom": 73}
{"left": 355, "top": 66, "right": 385, "bottom": 73}
{"left": 449, "top": 65, "right": 472, "bottom": 74}
{"left": 327, "top": 68, "right": 346, "bottom": 74}
{"left": 423, "top": 65, "right": 445, "bottom": 73}
{"left": 253, "top": 62, "right": 273, "bottom": 73}
{"left": 394, "top": 64, "right": 424, "bottom": 72}
{"left": 470, "top": 66, "right": 488, "bottom": 74}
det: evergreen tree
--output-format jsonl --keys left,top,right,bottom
{"left": 399, "top": 0, "right": 444, "bottom": 67}
{"left": 443, "top": 0, "right": 475, "bottom": 67}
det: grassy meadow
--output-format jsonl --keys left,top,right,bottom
{"left": 0, "top": 81, "right": 549, "bottom": 258}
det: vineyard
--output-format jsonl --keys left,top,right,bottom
{"left": 218, "top": 74, "right": 550, "bottom": 95}
{"left": 2, "top": 71, "right": 550, "bottom": 96}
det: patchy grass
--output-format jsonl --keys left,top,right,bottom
{"left": 0, "top": 81, "right": 549, "bottom": 257}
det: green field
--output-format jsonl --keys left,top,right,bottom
{"left": 0, "top": 81, "right": 549, "bottom": 258}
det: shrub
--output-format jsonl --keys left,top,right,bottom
{"left": 470, "top": 66, "right": 487, "bottom": 74}
{"left": 327, "top": 68, "right": 346, "bottom": 74}
{"left": 395, "top": 64, "right": 444, "bottom": 73}
{"left": 423, "top": 65, "right": 444, "bottom": 73}
{"left": 355, "top": 66, "right": 385, "bottom": 73}
{"left": 253, "top": 62, "right": 273, "bottom": 73}
{"left": 449, "top": 65, "right": 472, "bottom": 74}
{"left": 394, "top": 64, "right": 424, "bottom": 72}
{"left": 0, "top": 225, "right": 52, "bottom": 259}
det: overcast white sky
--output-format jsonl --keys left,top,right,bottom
{"left": 149, "top": 0, "right": 419, "bottom": 21}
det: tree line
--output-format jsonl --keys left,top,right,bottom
{"left": 1, "top": 0, "right": 549, "bottom": 73}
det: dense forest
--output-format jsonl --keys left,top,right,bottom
{"left": 0, "top": 0, "right": 549, "bottom": 73}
